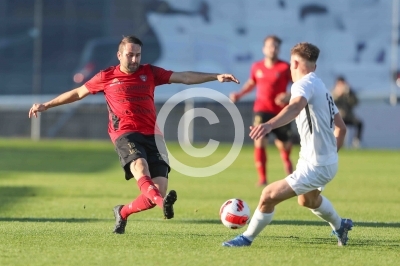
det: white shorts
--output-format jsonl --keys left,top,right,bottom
{"left": 285, "top": 158, "right": 338, "bottom": 195}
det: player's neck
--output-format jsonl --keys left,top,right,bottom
{"left": 293, "top": 70, "right": 313, "bottom": 82}
{"left": 119, "top": 65, "right": 136, "bottom": 75}
{"left": 264, "top": 58, "right": 278, "bottom": 68}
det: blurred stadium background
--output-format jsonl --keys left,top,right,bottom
{"left": 0, "top": 0, "right": 399, "bottom": 148}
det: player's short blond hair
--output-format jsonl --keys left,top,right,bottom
{"left": 291, "top": 42, "right": 320, "bottom": 63}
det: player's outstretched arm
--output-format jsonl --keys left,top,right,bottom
{"left": 333, "top": 113, "right": 347, "bottom": 152}
{"left": 169, "top": 72, "right": 239, "bottom": 85}
{"left": 28, "top": 85, "right": 90, "bottom": 118}
{"left": 230, "top": 79, "right": 256, "bottom": 103}
{"left": 249, "top": 96, "right": 307, "bottom": 140}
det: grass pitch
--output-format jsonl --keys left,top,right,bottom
{"left": 0, "top": 138, "right": 399, "bottom": 266}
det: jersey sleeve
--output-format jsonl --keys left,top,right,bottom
{"left": 84, "top": 72, "right": 105, "bottom": 94}
{"left": 249, "top": 64, "right": 257, "bottom": 82}
{"left": 150, "top": 65, "right": 173, "bottom": 86}
{"left": 290, "top": 79, "right": 313, "bottom": 102}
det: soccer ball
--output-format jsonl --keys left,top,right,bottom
{"left": 219, "top": 198, "right": 251, "bottom": 229}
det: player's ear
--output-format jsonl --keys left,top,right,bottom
{"left": 293, "top": 59, "right": 299, "bottom": 69}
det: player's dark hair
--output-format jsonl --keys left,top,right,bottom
{"left": 291, "top": 42, "right": 320, "bottom": 62}
{"left": 336, "top": 75, "right": 346, "bottom": 82}
{"left": 119, "top": 35, "right": 143, "bottom": 52}
{"left": 264, "top": 35, "right": 282, "bottom": 46}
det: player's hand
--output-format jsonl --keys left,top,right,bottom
{"left": 217, "top": 74, "right": 240, "bottom": 84}
{"left": 229, "top": 92, "right": 240, "bottom": 103}
{"left": 29, "top": 103, "right": 47, "bottom": 118}
{"left": 249, "top": 124, "right": 272, "bottom": 140}
{"left": 275, "top": 92, "right": 289, "bottom": 107}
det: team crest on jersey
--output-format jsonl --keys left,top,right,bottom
{"left": 139, "top": 75, "right": 147, "bottom": 81}
{"left": 256, "top": 69, "right": 263, "bottom": 78}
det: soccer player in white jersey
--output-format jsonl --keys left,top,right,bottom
{"left": 222, "top": 42, "right": 353, "bottom": 247}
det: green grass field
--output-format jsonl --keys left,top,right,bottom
{"left": 0, "top": 138, "right": 399, "bottom": 266}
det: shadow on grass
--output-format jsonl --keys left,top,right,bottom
{"left": 172, "top": 219, "right": 400, "bottom": 228}
{"left": 0, "top": 186, "right": 108, "bottom": 223}
{"left": 256, "top": 235, "right": 400, "bottom": 248}
{"left": 0, "top": 217, "right": 108, "bottom": 223}
{"left": 0, "top": 186, "right": 41, "bottom": 212}
{"left": 0, "top": 146, "right": 116, "bottom": 174}
{"left": 0, "top": 187, "right": 114, "bottom": 223}
{"left": 0, "top": 186, "right": 39, "bottom": 198}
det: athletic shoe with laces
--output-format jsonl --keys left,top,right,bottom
{"left": 163, "top": 190, "right": 177, "bottom": 219}
{"left": 222, "top": 235, "right": 252, "bottom": 247}
{"left": 332, "top": 218, "right": 353, "bottom": 246}
{"left": 112, "top": 205, "right": 127, "bottom": 234}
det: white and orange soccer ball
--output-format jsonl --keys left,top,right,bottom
{"left": 219, "top": 198, "right": 251, "bottom": 229}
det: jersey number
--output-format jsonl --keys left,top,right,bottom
{"left": 326, "top": 93, "right": 335, "bottom": 128}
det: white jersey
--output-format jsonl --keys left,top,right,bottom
{"left": 290, "top": 72, "right": 339, "bottom": 166}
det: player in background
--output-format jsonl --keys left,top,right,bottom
{"left": 230, "top": 35, "right": 293, "bottom": 186}
{"left": 223, "top": 42, "right": 353, "bottom": 247}
{"left": 331, "top": 76, "right": 363, "bottom": 148}
{"left": 28, "top": 35, "right": 240, "bottom": 234}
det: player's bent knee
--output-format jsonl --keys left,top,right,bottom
{"left": 133, "top": 157, "right": 148, "bottom": 166}
{"left": 130, "top": 158, "right": 150, "bottom": 173}
{"left": 260, "top": 189, "right": 278, "bottom": 206}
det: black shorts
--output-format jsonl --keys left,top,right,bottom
{"left": 253, "top": 112, "right": 292, "bottom": 142}
{"left": 114, "top": 132, "right": 170, "bottom": 180}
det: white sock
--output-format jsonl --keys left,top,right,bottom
{"left": 311, "top": 196, "right": 342, "bottom": 230}
{"left": 242, "top": 209, "right": 274, "bottom": 241}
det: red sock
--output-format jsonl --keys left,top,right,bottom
{"left": 280, "top": 149, "right": 293, "bottom": 174}
{"left": 120, "top": 194, "right": 156, "bottom": 219}
{"left": 254, "top": 147, "right": 267, "bottom": 184}
{"left": 137, "top": 176, "right": 164, "bottom": 208}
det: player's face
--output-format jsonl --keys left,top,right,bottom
{"left": 263, "top": 38, "right": 280, "bottom": 60}
{"left": 118, "top": 43, "right": 141, "bottom": 73}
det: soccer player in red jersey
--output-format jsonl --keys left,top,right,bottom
{"left": 28, "top": 35, "right": 240, "bottom": 234}
{"left": 230, "top": 35, "right": 293, "bottom": 186}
